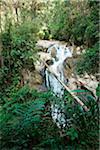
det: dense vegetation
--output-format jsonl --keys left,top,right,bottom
{"left": 0, "top": 0, "right": 99, "bottom": 149}
{"left": 41, "top": 0, "right": 99, "bottom": 74}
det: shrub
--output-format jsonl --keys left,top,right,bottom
{"left": 63, "top": 90, "right": 99, "bottom": 149}
{"left": 0, "top": 86, "right": 99, "bottom": 149}
{"left": 0, "top": 20, "right": 39, "bottom": 94}
{"left": 0, "top": 86, "right": 55, "bottom": 149}
{"left": 76, "top": 42, "right": 99, "bottom": 74}
{"left": 47, "top": 0, "right": 99, "bottom": 46}
{"left": 1, "top": 21, "right": 39, "bottom": 72}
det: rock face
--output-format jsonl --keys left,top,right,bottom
{"left": 36, "top": 40, "right": 62, "bottom": 50}
{"left": 21, "top": 69, "right": 43, "bottom": 90}
{"left": 50, "top": 47, "right": 57, "bottom": 58}
{"left": 67, "top": 77, "right": 78, "bottom": 90}
{"left": 76, "top": 73, "right": 99, "bottom": 96}
{"left": 34, "top": 52, "right": 51, "bottom": 72}
{"left": 38, "top": 52, "right": 51, "bottom": 62}
{"left": 64, "top": 58, "right": 74, "bottom": 78}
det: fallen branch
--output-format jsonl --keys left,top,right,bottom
{"left": 44, "top": 61, "right": 89, "bottom": 112}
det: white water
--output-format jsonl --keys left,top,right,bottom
{"left": 45, "top": 44, "right": 72, "bottom": 128}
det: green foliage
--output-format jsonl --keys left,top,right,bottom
{"left": 1, "top": 21, "right": 38, "bottom": 72}
{"left": 48, "top": 0, "right": 71, "bottom": 41}
{"left": 0, "top": 86, "right": 99, "bottom": 149}
{"left": 66, "top": 127, "right": 78, "bottom": 141}
{"left": 46, "top": 0, "right": 99, "bottom": 47}
{"left": 0, "top": 86, "right": 56, "bottom": 149}
{"left": 76, "top": 42, "right": 99, "bottom": 74}
{"left": 63, "top": 90, "right": 99, "bottom": 149}
{"left": 0, "top": 20, "right": 39, "bottom": 94}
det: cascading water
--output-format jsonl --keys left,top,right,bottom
{"left": 45, "top": 44, "right": 72, "bottom": 128}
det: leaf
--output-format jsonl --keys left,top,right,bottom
{"left": 66, "top": 127, "right": 78, "bottom": 141}
{"left": 71, "top": 89, "right": 88, "bottom": 93}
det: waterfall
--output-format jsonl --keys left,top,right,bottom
{"left": 45, "top": 44, "right": 72, "bottom": 128}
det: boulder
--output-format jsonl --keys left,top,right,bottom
{"left": 35, "top": 52, "right": 51, "bottom": 72}
{"left": 64, "top": 58, "right": 74, "bottom": 78}
{"left": 36, "top": 40, "right": 61, "bottom": 49}
{"left": 51, "top": 47, "right": 57, "bottom": 58}
{"left": 67, "top": 77, "right": 78, "bottom": 90}
{"left": 22, "top": 69, "right": 43, "bottom": 90}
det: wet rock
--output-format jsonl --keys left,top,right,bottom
{"left": 76, "top": 46, "right": 81, "bottom": 51}
{"left": 51, "top": 47, "right": 57, "bottom": 58}
{"left": 38, "top": 52, "right": 51, "bottom": 62}
{"left": 84, "top": 72, "right": 90, "bottom": 79}
{"left": 72, "top": 46, "right": 84, "bottom": 56}
{"left": 82, "top": 49, "right": 86, "bottom": 54}
{"left": 34, "top": 52, "right": 51, "bottom": 72}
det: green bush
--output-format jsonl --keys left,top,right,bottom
{"left": 0, "top": 20, "right": 39, "bottom": 93}
{"left": 0, "top": 86, "right": 56, "bottom": 149}
{"left": 1, "top": 21, "right": 38, "bottom": 72}
{"left": 63, "top": 90, "right": 99, "bottom": 149}
{"left": 76, "top": 42, "right": 99, "bottom": 74}
{"left": 48, "top": 0, "right": 71, "bottom": 41}
{"left": 47, "top": 0, "right": 99, "bottom": 46}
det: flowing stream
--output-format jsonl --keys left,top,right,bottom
{"left": 45, "top": 44, "right": 72, "bottom": 128}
